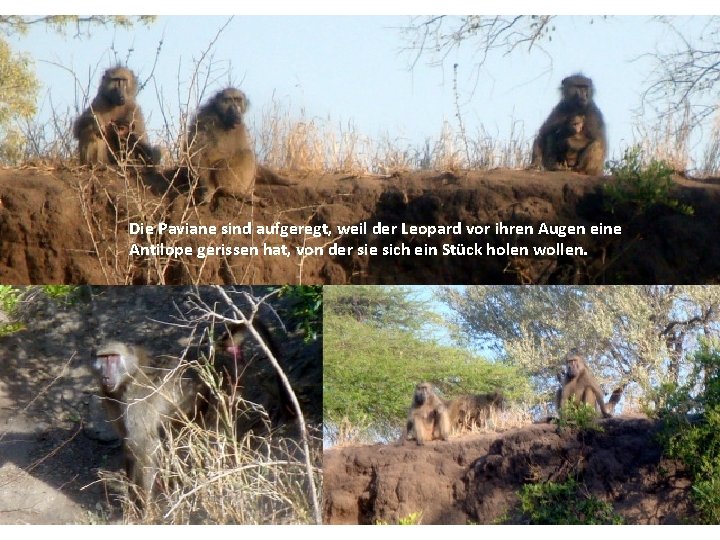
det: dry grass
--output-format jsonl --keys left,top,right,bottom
{"left": 14, "top": 77, "right": 720, "bottom": 177}
{"left": 326, "top": 416, "right": 378, "bottom": 448}
{"left": 99, "top": 357, "right": 321, "bottom": 524}
{"left": 255, "top": 103, "right": 532, "bottom": 175}
{"left": 325, "top": 402, "right": 534, "bottom": 449}
{"left": 632, "top": 104, "right": 693, "bottom": 173}
{"left": 101, "top": 421, "right": 321, "bottom": 524}
{"left": 450, "top": 403, "right": 533, "bottom": 436}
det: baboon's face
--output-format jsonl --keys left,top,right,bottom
{"left": 101, "top": 69, "right": 136, "bottom": 106}
{"left": 215, "top": 88, "right": 248, "bottom": 128}
{"left": 570, "top": 115, "right": 585, "bottom": 134}
{"left": 413, "top": 383, "right": 431, "bottom": 406}
{"left": 563, "top": 81, "right": 592, "bottom": 108}
{"left": 94, "top": 344, "right": 133, "bottom": 393}
{"left": 565, "top": 356, "right": 584, "bottom": 379}
{"left": 221, "top": 329, "right": 246, "bottom": 366}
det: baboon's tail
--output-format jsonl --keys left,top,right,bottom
{"left": 607, "top": 386, "right": 624, "bottom": 411}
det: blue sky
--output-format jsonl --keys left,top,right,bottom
{"left": 6, "top": 6, "right": 720, "bottom": 167}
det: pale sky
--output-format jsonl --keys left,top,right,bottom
{"left": 6, "top": 4, "right": 720, "bottom": 169}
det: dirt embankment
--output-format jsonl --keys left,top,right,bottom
{"left": 1, "top": 166, "right": 719, "bottom": 285}
{"left": 323, "top": 416, "right": 694, "bottom": 525}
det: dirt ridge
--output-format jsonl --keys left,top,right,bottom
{"left": 323, "top": 416, "right": 694, "bottom": 525}
{"left": 1, "top": 167, "right": 719, "bottom": 284}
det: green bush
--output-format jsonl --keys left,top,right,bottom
{"left": 518, "top": 477, "right": 622, "bottom": 524}
{"left": 604, "top": 145, "right": 693, "bottom": 215}
{"left": 280, "top": 285, "right": 322, "bottom": 340}
{"left": 659, "top": 343, "right": 720, "bottom": 523}
{"left": 0, "top": 285, "right": 21, "bottom": 313}
{"left": 556, "top": 399, "right": 604, "bottom": 432}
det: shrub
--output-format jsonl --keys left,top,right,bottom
{"left": 604, "top": 145, "right": 692, "bottom": 215}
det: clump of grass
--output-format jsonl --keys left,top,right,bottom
{"left": 105, "top": 387, "right": 321, "bottom": 524}
{"left": 518, "top": 477, "right": 623, "bottom": 524}
{"left": 556, "top": 399, "right": 604, "bottom": 432}
{"left": 453, "top": 403, "right": 532, "bottom": 435}
{"left": 604, "top": 145, "right": 693, "bottom": 215}
{"left": 377, "top": 511, "right": 423, "bottom": 525}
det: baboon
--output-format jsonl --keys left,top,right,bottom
{"left": 73, "top": 66, "right": 158, "bottom": 166}
{"left": 446, "top": 391, "right": 505, "bottom": 431}
{"left": 557, "top": 114, "right": 589, "bottom": 169}
{"left": 213, "top": 318, "right": 298, "bottom": 434}
{"left": 186, "top": 88, "right": 294, "bottom": 205}
{"left": 531, "top": 74, "right": 606, "bottom": 176}
{"left": 93, "top": 341, "right": 205, "bottom": 510}
{"left": 556, "top": 352, "right": 621, "bottom": 418}
{"left": 404, "top": 382, "right": 451, "bottom": 446}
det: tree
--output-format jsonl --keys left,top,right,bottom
{"left": 401, "top": 16, "right": 558, "bottom": 70}
{"left": 0, "top": 16, "right": 154, "bottom": 164}
{"left": 0, "top": 38, "right": 38, "bottom": 163}
{"left": 324, "top": 285, "right": 440, "bottom": 333}
{"left": 642, "top": 17, "right": 720, "bottom": 123}
{"left": 324, "top": 286, "right": 529, "bottom": 436}
{"left": 441, "top": 285, "right": 720, "bottom": 401}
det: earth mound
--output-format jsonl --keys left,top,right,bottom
{"left": 323, "top": 416, "right": 694, "bottom": 525}
{"left": 1, "top": 166, "right": 719, "bottom": 284}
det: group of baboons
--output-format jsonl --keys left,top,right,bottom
{"left": 404, "top": 350, "right": 621, "bottom": 446}
{"left": 73, "top": 67, "right": 607, "bottom": 196}
{"left": 404, "top": 382, "right": 506, "bottom": 445}
{"left": 92, "top": 316, "right": 298, "bottom": 512}
{"left": 73, "top": 66, "right": 290, "bottom": 205}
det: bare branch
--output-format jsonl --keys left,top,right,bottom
{"left": 400, "top": 15, "right": 557, "bottom": 70}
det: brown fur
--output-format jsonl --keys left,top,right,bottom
{"left": 446, "top": 391, "right": 505, "bottom": 431}
{"left": 186, "top": 88, "right": 295, "bottom": 205}
{"left": 74, "top": 67, "right": 158, "bottom": 166}
{"left": 558, "top": 114, "right": 589, "bottom": 169}
{"left": 531, "top": 74, "right": 607, "bottom": 176}
{"left": 214, "top": 319, "right": 297, "bottom": 434}
{"left": 404, "top": 382, "right": 451, "bottom": 446}
{"left": 556, "top": 352, "right": 621, "bottom": 418}
{"left": 93, "top": 341, "right": 205, "bottom": 510}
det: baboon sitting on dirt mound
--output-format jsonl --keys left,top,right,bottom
{"left": 186, "top": 87, "right": 293, "bottom": 206}
{"left": 404, "top": 382, "right": 451, "bottom": 446}
{"left": 556, "top": 351, "right": 622, "bottom": 418}
{"left": 531, "top": 73, "right": 606, "bottom": 176}
{"left": 73, "top": 66, "right": 158, "bottom": 166}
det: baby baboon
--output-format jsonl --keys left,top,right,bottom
{"left": 93, "top": 341, "right": 205, "bottom": 510}
{"left": 73, "top": 66, "right": 158, "bottom": 166}
{"left": 557, "top": 114, "right": 589, "bottom": 169}
{"left": 446, "top": 391, "right": 505, "bottom": 431}
{"left": 185, "top": 88, "right": 284, "bottom": 205}
{"left": 556, "top": 352, "right": 621, "bottom": 418}
{"left": 404, "top": 382, "right": 451, "bottom": 446}
{"left": 531, "top": 74, "right": 606, "bottom": 176}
